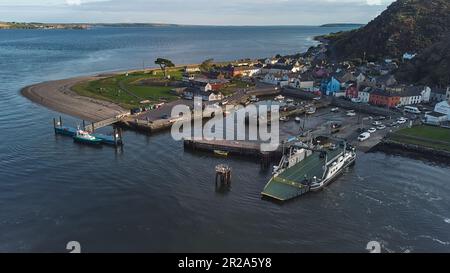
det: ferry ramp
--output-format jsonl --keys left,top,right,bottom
{"left": 262, "top": 149, "right": 342, "bottom": 201}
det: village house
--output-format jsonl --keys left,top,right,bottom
{"left": 358, "top": 87, "right": 372, "bottom": 103}
{"left": 376, "top": 74, "right": 397, "bottom": 88}
{"left": 182, "top": 87, "right": 224, "bottom": 102}
{"left": 263, "top": 63, "right": 302, "bottom": 74}
{"left": 263, "top": 73, "right": 289, "bottom": 87}
{"left": 229, "top": 66, "right": 261, "bottom": 77}
{"left": 322, "top": 77, "right": 341, "bottom": 96}
{"left": 430, "top": 87, "right": 449, "bottom": 102}
{"left": 289, "top": 77, "right": 315, "bottom": 91}
{"left": 345, "top": 82, "right": 358, "bottom": 99}
{"left": 384, "top": 85, "right": 431, "bottom": 106}
{"left": 369, "top": 89, "right": 401, "bottom": 108}
{"left": 398, "top": 86, "right": 431, "bottom": 106}
{"left": 264, "top": 57, "right": 279, "bottom": 65}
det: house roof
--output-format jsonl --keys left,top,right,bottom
{"left": 426, "top": 111, "right": 447, "bottom": 118}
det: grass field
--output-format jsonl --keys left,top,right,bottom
{"left": 72, "top": 69, "right": 182, "bottom": 109}
{"left": 389, "top": 125, "right": 450, "bottom": 151}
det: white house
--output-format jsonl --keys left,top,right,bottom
{"left": 263, "top": 73, "right": 289, "bottom": 87}
{"left": 265, "top": 58, "right": 279, "bottom": 65}
{"left": 289, "top": 78, "right": 315, "bottom": 91}
{"left": 201, "top": 91, "right": 224, "bottom": 102}
{"left": 356, "top": 73, "right": 366, "bottom": 85}
{"left": 398, "top": 86, "right": 431, "bottom": 106}
{"left": 358, "top": 88, "right": 371, "bottom": 103}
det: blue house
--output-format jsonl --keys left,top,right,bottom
{"left": 325, "top": 77, "right": 341, "bottom": 96}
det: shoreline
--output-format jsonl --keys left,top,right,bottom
{"left": 21, "top": 75, "right": 128, "bottom": 122}
{"left": 20, "top": 65, "right": 200, "bottom": 122}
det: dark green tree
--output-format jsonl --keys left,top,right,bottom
{"left": 199, "top": 58, "right": 214, "bottom": 73}
{"left": 155, "top": 58, "right": 175, "bottom": 78}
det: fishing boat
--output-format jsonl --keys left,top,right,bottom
{"left": 73, "top": 130, "right": 102, "bottom": 145}
{"left": 262, "top": 140, "right": 356, "bottom": 201}
{"left": 214, "top": 150, "right": 229, "bottom": 157}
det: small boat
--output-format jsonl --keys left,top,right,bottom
{"left": 73, "top": 130, "right": 102, "bottom": 145}
{"left": 280, "top": 116, "right": 289, "bottom": 122}
{"left": 295, "top": 117, "right": 301, "bottom": 123}
{"left": 286, "top": 98, "right": 294, "bottom": 104}
{"left": 214, "top": 150, "right": 229, "bottom": 157}
{"left": 274, "top": 95, "right": 285, "bottom": 101}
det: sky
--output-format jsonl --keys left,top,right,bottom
{"left": 0, "top": 0, "right": 396, "bottom": 26}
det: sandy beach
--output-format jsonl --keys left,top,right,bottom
{"left": 21, "top": 75, "right": 129, "bottom": 122}
{"left": 20, "top": 65, "right": 202, "bottom": 122}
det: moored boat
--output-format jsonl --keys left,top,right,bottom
{"left": 262, "top": 140, "right": 356, "bottom": 202}
{"left": 214, "top": 150, "right": 229, "bottom": 157}
{"left": 73, "top": 130, "right": 102, "bottom": 145}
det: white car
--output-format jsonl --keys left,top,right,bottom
{"left": 397, "top": 118, "right": 407, "bottom": 124}
{"left": 347, "top": 111, "right": 357, "bottom": 117}
{"left": 373, "top": 121, "right": 382, "bottom": 126}
{"left": 358, "top": 132, "right": 371, "bottom": 142}
{"left": 368, "top": 128, "right": 377, "bottom": 133}
{"left": 331, "top": 107, "right": 339, "bottom": 113}
{"left": 377, "top": 125, "right": 386, "bottom": 130}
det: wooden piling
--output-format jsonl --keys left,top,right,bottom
{"left": 215, "top": 164, "right": 232, "bottom": 185}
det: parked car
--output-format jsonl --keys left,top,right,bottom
{"left": 373, "top": 121, "right": 382, "bottom": 126}
{"left": 388, "top": 121, "right": 398, "bottom": 127}
{"left": 368, "top": 128, "right": 377, "bottom": 133}
{"left": 347, "top": 111, "right": 356, "bottom": 117}
{"left": 397, "top": 118, "right": 407, "bottom": 124}
{"left": 331, "top": 107, "right": 339, "bottom": 113}
{"left": 358, "top": 132, "right": 371, "bottom": 142}
{"left": 377, "top": 125, "right": 386, "bottom": 130}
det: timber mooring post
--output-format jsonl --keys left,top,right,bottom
{"left": 59, "top": 116, "right": 63, "bottom": 127}
{"left": 53, "top": 118, "right": 57, "bottom": 134}
{"left": 215, "top": 164, "right": 232, "bottom": 185}
{"left": 113, "top": 127, "right": 118, "bottom": 147}
{"left": 82, "top": 120, "right": 86, "bottom": 131}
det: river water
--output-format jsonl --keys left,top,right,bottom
{"left": 0, "top": 26, "right": 449, "bottom": 253}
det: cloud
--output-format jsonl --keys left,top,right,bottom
{"left": 0, "top": 0, "right": 396, "bottom": 25}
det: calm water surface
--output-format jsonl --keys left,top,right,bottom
{"left": 0, "top": 26, "right": 449, "bottom": 252}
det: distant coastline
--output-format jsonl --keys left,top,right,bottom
{"left": 0, "top": 21, "right": 365, "bottom": 30}
{"left": 0, "top": 22, "right": 179, "bottom": 30}
{"left": 319, "top": 23, "right": 364, "bottom": 28}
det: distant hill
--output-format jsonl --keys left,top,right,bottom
{"left": 319, "top": 23, "right": 364, "bottom": 28}
{"left": 396, "top": 36, "right": 450, "bottom": 86}
{"left": 93, "top": 23, "right": 179, "bottom": 28}
{"left": 325, "top": 0, "right": 450, "bottom": 61}
{"left": 0, "top": 22, "right": 89, "bottom": 29}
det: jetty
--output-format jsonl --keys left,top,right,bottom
{"left": 53, "top": 116, "right": 124, "bottom": 147}
{"left": 183, "top": 139, "right": 282, "bottom": 159}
